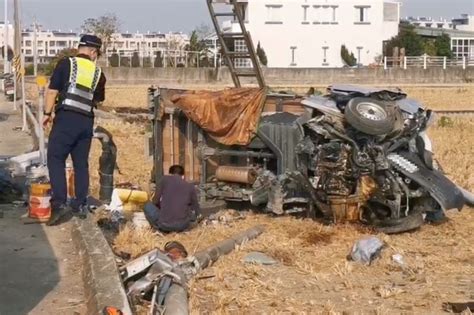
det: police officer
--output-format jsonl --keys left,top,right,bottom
{"left": 43, "top": 34, "right": 106, "bottom": 225}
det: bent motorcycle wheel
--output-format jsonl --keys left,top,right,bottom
{"left": 344, "top": 97, "right": 395, "bottom": 135}
{"left": 375, "top": 213, "right": 424, "bottom": 234}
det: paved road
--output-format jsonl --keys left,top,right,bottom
{"left": 0, "top": 98, "right": 85, "bottom": 315}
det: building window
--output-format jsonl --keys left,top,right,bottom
{"left": 25, "top": 40, "right": 32, "bottom": 47}
{"left": 302, "top": 5, "right": 310, "bottom": 24}
{"left": 355, "top": 6, "right": 370, "bottom": 24}
{"left": 451, "top": 38, "right": 474, "bottom": 59}
{"left": 314, "top": 5, "right": 338, "bottom": 24}
{"left": 265, "top": 4, "right": 283, "bottom": 24}
{"left": 25, "top": 49, "right": 32, "bottom": 55}
{"left": 49, "top": 49, "right": 56, "bottom": 55}
{"left": 290, "top": 46, "right": 297, "bottom": 66}
{"left": 37, "top": 41, "right": 43, "bottom": 47}
{"left": 49, "top": 41, "right": 55, "bottom": 46}
{"left": 152, "top": 42, "right": 158, "bottom": 48}
{"left": 38, "top": 49, "right": 44, "bottom": 55}
{"left": 234, "top": 39, "right": 251, "bottom": 68}
{"left": 322, "top": 46, "right": 329, "bottom": 65}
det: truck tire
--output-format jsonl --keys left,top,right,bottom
{"left": 344, "top": 97, "right": 395, "bottom": 135}
{"left": 375, "top": 212, "right": 424, "bottom": 234}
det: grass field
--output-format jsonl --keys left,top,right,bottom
{"left": 88, "top": 115, "right": 474, "bottom": 314}
{"left": 98, "top": 84, "right": 474, "bottom": 111}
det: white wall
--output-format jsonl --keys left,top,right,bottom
{"left": 457, "top": 15, "right": 474, "bottom": 32}
{"left": 233, "top": 0, "right": 400, "bottom": 67}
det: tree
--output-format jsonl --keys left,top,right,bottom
{"left": 256, "top": 42, "right": 268, "bottom": 66}
{"left": 422, "top": 40, "right": 437, "bottom": 56}
{"left": 81, "top": 14, "right": 120, "bottom": 54}
{"left": 44, "top": 48, "right": 78, "bottom": 75}
{"left": 435, "top": 33, "right": 452, "bottom": 58}
{"left": 131, "top": 52, "right": 140, "bottom": 67}
{"left": 109, "top": 52, "right": 119, "bottom": 67}
{"left": 385, "top": 25, "right": 424, "bottom": 56}
{"left": 341, "top": 45, "right": 357, "bottom": 66}
{"left": 184, "top": 30, "right": 209, "bottom": 67}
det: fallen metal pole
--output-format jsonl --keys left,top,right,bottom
{"left": 162, "top": 225, "right": 265, "bottom": 315}
{"left": 194, "top": 225, "right": 265, "bottom": 271}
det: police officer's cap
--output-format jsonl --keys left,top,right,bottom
{"left": 78, "top": 34, "right": 102, "bottom": 49}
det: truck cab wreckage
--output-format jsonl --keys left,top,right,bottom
{"left": 148, "top": 84, "right": 472, "bottom": 234}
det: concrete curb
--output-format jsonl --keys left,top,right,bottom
{"left": 71, "top": 216, "right": 133, "bottom": 315}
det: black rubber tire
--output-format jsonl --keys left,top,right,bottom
{"left": 199, "top": 200, "right": 227, "bottom": 217}
{"left": 344, "top": 97, "right": 395, "bottom": 135}
{"left": 375, "top": 213, "right": 424, "bottom": 234}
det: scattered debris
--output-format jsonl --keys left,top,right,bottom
{"left": 204, "top": 209, "right": 247, "bottom": 226}
{"left": 392, "top": 254, "right": 405, "bottom": 267}
{"left": 243, "top": 251, "right": 278, "bottom": 265}
{"left": 348, "top": 236, "right": 384, "bottom": 264}
{"left": 119, "top": 225, "right": 264, "bottom": 314}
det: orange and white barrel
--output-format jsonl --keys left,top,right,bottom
{"left": 29, "top": 183, "right": 52, "bottom": 222}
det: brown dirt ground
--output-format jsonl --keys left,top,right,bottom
{"left": 89, "top": 114, "right": 474, "bottom": 314}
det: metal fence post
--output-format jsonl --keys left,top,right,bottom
{"left": 38, "top": 86, "right": 46, "bottom": 165}
{"left": 403, "top": 56, "right": 407, "bottom": 70}
{"left": 383, "top": 56, "right": 387, "bottom": 70}
{"left": 463, "top": 56, "right": 466, "bottom": 70}
{"left": 443, "top": 56, "right": 447, "bottom": 70}
{"left": 423, "top": 54, "right": 427, "bottom": 70}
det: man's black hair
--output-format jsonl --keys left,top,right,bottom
{"left": 169, "top": 165, "right": 184, "bottom": 176}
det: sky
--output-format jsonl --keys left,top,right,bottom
{"left": 0, "top": 0, "right": 473, "bottom": 34}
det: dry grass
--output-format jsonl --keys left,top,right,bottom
{"left": 89, "top": 119, "right": 153, "bottom": 197}
{"left": 26, "top": 82, "right": 474, "bottom": 111}
{"left": 96, "top": 84, "right": 474, "bottom": 111}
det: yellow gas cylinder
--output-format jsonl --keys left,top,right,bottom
{"left": 116, "top": 189, "right": 149, "bottom": 212}
{"left": 29, "top": 183, "right": 52, "bottom": 222}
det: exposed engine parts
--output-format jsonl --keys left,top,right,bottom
{"left": 153, "top": 85, "right": 469, "bottom": 234}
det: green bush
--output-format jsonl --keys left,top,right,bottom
{"left": 131, "top": 52, "right": 140, "bottom": 67}
{"left": 109, "top": 53, "right": 119, "bottom": 67}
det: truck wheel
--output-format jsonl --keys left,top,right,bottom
{"left": 344, "top": 97, "right": 395, "bottom": 135}
{"left": 375, "top": 213, "right": 424, "bottom": 234}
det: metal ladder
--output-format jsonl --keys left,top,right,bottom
{"left": 206, "top": 0, "right": 266, "bottom": 88}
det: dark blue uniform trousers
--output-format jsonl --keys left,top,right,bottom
{"left": 47, "top": 110, "right": 94, "bottom": 210}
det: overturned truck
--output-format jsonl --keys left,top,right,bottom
{"left": 149, "top": 85, "right": 471, "bottom": 233}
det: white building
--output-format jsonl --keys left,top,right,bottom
{"left": 224, "top": 0, "right": 401, "bottom": 68}
{"left": 107, "top": 32, "right": 189, "bottom": 57}
{"left": 0, "top": 24, "right": 190, "bottom": 64}
{"left": 405, "top": 16, "right": 453, "bottom": 30}
{"left": 453, "top": 14, "right": 474, "bottom": 32}
{"left": 0, "top": 22, "right": 14, "bottom": 52}
{"left": 21, "top": 30, "right": 79, "bottom": 63}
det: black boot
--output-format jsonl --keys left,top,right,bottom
{"left": 72, "top": 204, "right": 88, "bottom": 219}
{"left": 47, "top": 204, "right": 70, "bottom": 226}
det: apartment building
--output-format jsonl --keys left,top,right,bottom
{"left": 224, "top": 0, "right": 401, "bottom": 67}
{"left": 2, "top": 25, "right": 190, "bottom": 63}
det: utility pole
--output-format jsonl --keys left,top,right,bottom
{"left": 32, "top": 17, "right": 39, "bottom": 76}
{"left": 3, "top": 0, "right": 8, "bottom": 73}
{"left": 13, "top": 0, "right": 21, "bottom": 98}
